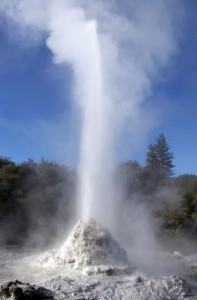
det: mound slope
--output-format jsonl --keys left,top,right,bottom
{"left": 55, "top": 219, "right": 129, "bottom": 269}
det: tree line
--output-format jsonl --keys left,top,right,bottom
{"left": 118, "top": 133, "right": 197, "bottom": 237}
{"left": 0, "top": 158, "right": 76, "bottom": 246}
{"left": 0, "top": 133, "right": 197, "bottom": 246}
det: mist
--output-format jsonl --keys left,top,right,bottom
{"left": 0, "top": 0, "right": 186, "bottom": 274}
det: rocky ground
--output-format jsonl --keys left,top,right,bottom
{"left": 1, "top": 266, "right": 197, "bottom": 300}
{"left": 1, "top": 220, "right": 197, "bottom": 299}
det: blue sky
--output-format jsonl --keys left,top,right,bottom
{"left": 0, "top": 27, "right": 78, "bottom": 166}
{"left": 148, "top": 5, "right": 197, "bottom": 175}
{"left": 0, "top": 1, "right": 197, "bottom": 175}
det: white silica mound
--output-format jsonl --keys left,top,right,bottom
{"left": 57, "top": 219, "right": 129, "bottom": 269}
{"left": 40, "top": 219, "right": 129, "bottom": 271}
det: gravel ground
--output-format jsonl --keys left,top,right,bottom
{"left": 1, "top": 246, "right": 197, "bottom": 299}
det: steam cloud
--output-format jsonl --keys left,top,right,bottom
{"left": 0, "top": 0, "right": 181, "bottom": 225}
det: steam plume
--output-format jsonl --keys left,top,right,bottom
{"left": 0, "top": 0, "right": 181, "bottom": 225}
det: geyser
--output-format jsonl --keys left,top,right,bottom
{"left": 0, "top": 0, "right": 179, "bottom": 228}
{"left": 77, "top": 22, "right": 108, "bottom": 222}
{"left": 0, "top": 1, "right": 184, "bottom": 280}
{"left": 45, "top": 2, "right": 113, "bottom": 223}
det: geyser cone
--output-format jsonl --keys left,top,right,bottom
{"left": 58, "top": 219, "right": 129, "bottom": 269}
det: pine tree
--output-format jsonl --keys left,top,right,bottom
{"left": 146, "top": 133, "right": 175, "bottom": 179}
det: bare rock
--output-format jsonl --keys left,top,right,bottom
{"left": 43, "top": 274, "right": 196, "bottom": 300}
{"left": 0, "top": 280, "right": 54, "bottom": 299}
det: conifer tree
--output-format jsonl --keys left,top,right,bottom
{"left": 146, "top": 133, "right": 174, "bottom": 179}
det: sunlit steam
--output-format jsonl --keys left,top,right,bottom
{"left": 45, "top": 4, "right": 112, "bottom": 222}
{"left": 77, "top": 21, "right": 105, "bottom": 221}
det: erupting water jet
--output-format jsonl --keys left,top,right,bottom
{"left": 77, "top": 22, "right": 112, "bottom": 223}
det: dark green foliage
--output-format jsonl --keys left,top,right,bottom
{"left": 117, "top": 160, "right": 142, "bottom": 194}
{"left": 159, "top": 175, "right": 197, "bottom": 234}
{"left": 0, "top": 158, "right": 21, "bottom": 214}
{"left": 146, "top": 133, "right": 174, "bottom": 181}
{"left": 0, "top": 156, "right": 12, "bottom": 168}
{"left": 0, "top": 157, "right": 76, "bottom": 247}
{"left": 174, "top": 174, "right": 197, "bottom": 193}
